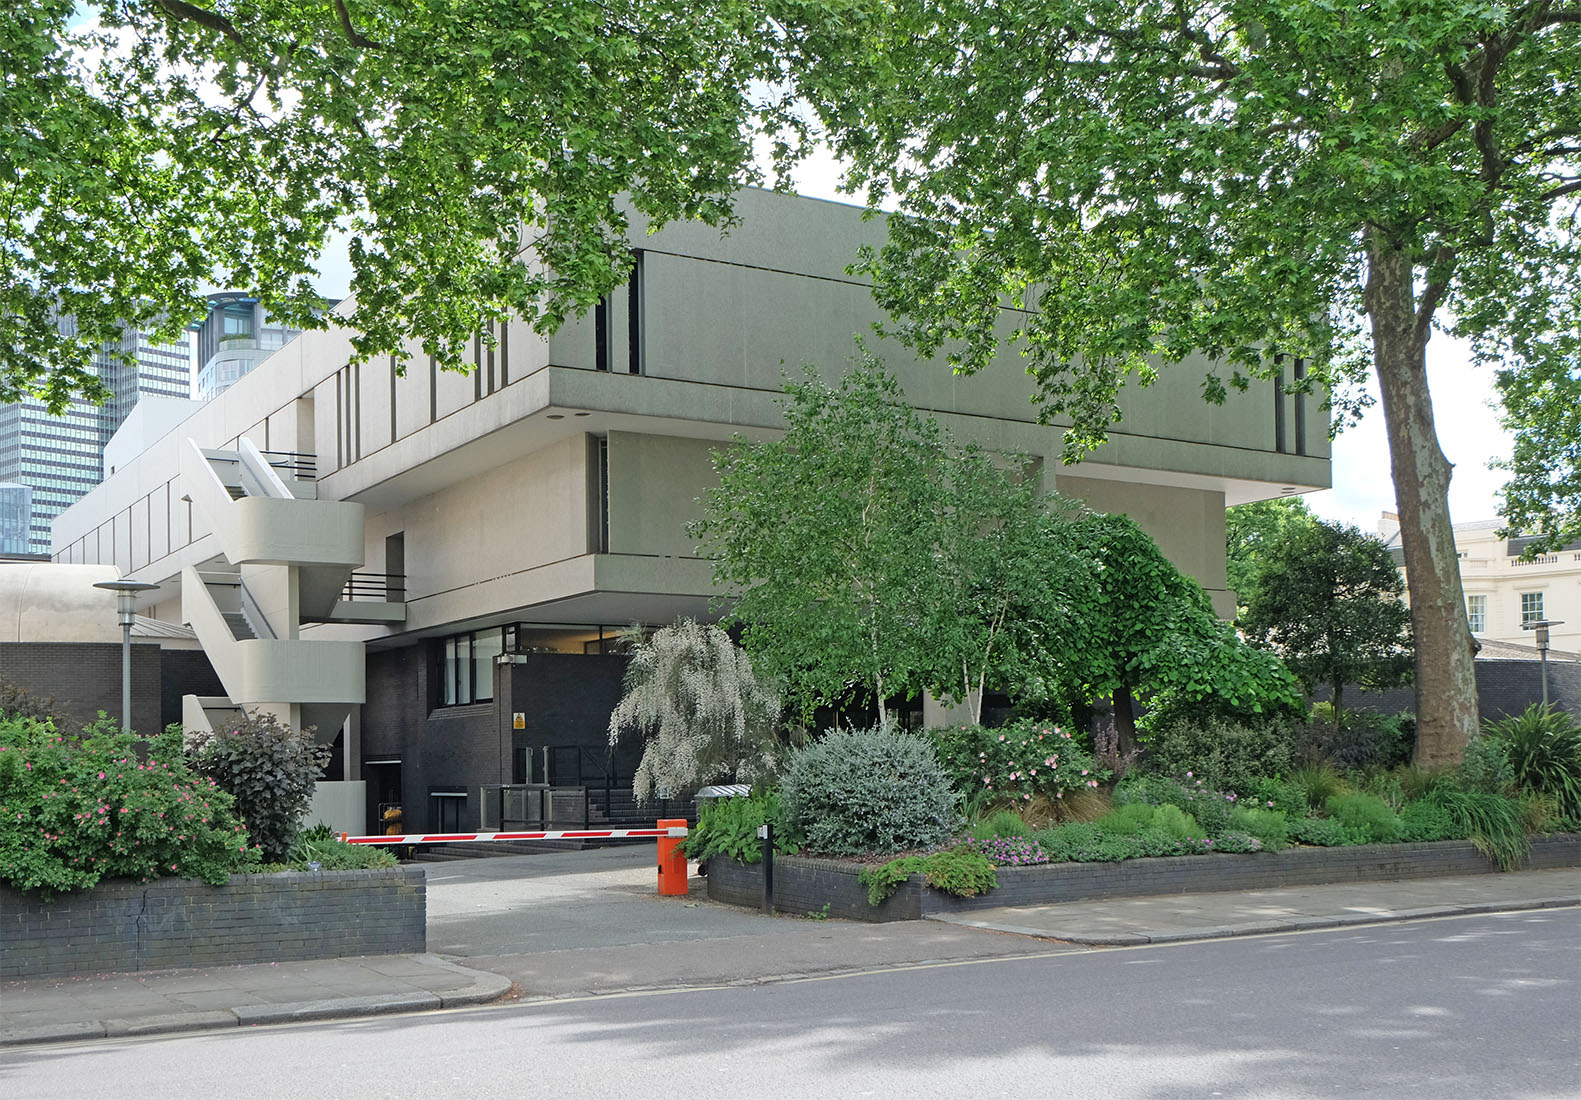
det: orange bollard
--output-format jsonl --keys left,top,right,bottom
{"left": 656, "top": 818, "right": 689, "bottom": 896}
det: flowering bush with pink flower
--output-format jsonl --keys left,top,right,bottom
{"left": 0, "top": 713, "right": 257, "bottom": 898}
{"left": 930, "top": 719, "right": 1109, "bottom": 810}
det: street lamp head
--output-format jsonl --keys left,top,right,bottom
{"left": 93, "top": 579, "right": 161, "bottom": 628}
{"left": 1521, "top": 618, "right": 1564, "bottom": 648}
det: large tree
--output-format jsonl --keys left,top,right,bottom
{"left": 785, "top": 0, "right": 1581, "bottom": 766}
{"left": 1239, "top": 521, "right": 1415, "bottom": 724}
{"left": 691, "top": 362, "right": 954, "bottom": 728}
{"left": 1067, "top": 512, "right": 1305, "bottom": 756}
{"left": 690, "top": 359, "right": 1091, "bottom": 726}
{"left": 1497, "top": 348, "right": 1581, "bottom": 553}
{"left": 3, "top": 0, "right": 803, "bottom": 410}
{"left": 1225, "top": 497, "right": 1320, "bottom": 616}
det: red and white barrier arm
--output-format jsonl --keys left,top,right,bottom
{"left": 340, "top": 826, "right": 687, "bottom": 845}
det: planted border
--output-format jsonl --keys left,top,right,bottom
{"left": 706, "top": 834, "right": 1581, "bottom": 922}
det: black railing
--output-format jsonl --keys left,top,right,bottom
{"left": 259, "top": 450, "right": 317, "bottom": 480}
{"left": 342, "top": 571, "right": 406, "bottom": 602}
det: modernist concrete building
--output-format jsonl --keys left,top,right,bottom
{"left": 52, "top": 189, "right": 1331, "bottom": 834}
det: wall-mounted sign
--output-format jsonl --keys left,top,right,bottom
{"left": 512, "top": 712, "right": 526, "bottom": 729}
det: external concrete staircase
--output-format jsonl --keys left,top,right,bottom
{"left": 178, "top": 437, "right": 387, "bottom": 741}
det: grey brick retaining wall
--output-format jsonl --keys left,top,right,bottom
{"left": 0, "top": 867, "right": 426, "bottom": 979}
{"left": 707, "top": 834, "right": 1581, "bottom": 922}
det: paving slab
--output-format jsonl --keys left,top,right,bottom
{"left": 926, "top": 867, "right": 1581, "bottom": 945}
{"left": 0, "top": 953, "right": 510, "bottom": 1048}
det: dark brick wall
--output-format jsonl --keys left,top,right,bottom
{"left": 0, "top": 641, "right": 161, "bottom": 736}
{"left": 1314, "top": 659, "right": 1578, "bottom": 720}
{"left": 507, "top": 653, "right": 637, "bottom": 784}
{"left": 0, "top": 867, "right": 426, "bottom": 979}
{"left": 926, "top": 833, "right": 1581, "bottom": 915}
{"left": 708, "top": 835, "right": 1580, "bottom": 921}
{"left": 158, "top": 648, "right": 225, "bottom": 730}
{"left": 706, "top": 854, "right": 922, "bottom": 922}
{"left": 360, "top": 646, "right": 632, "bottom": 832}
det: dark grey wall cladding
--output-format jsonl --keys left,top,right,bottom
{"left": 159, "top": 648, "right": 225, "bottom": 729}
{"left": 0, "top": 867, "right": 426, "bottom": 980}
{"left": 0, "top": 641, "right": 161, "bottom": 736}
{"left": 1314, "top": 660, "right": 1578, "bottom": 719}
{"left": 361, "top": 646, "right": 634, "bottom": 832}
{"left": 709, "top": 835, "right": 1580, "bottom": 922}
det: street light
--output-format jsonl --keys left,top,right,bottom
{"left": 1521, "top": 618, "right": 1565, "bottom": 707}
{"left": 92, "top": 579, "right": 160, "bottom": 732}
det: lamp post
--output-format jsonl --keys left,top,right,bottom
{"left": 1521, "top": 618, "right": 1565, "bottom": 706}
{"left": 93, "top": 579, "right": 160, "bottom": 732}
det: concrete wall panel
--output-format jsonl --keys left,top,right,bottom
{"left": 605, "top": 432, "right": 717, "bottom": 557}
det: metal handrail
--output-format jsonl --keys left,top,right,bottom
{"left": 258, "top": 450, "right": 317, "bottom": 480}
{"left": 341, "top": 571, "right": 406, "bottom": 601}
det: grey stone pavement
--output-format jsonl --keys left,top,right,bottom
{"left": 2, "top": 846, "right": 1576, "bottom": 1048}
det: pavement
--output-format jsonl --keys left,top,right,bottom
{"left": 2, "top": 848, "right": 1576, "bottom": 1049}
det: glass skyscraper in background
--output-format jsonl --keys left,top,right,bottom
{"left": 0, "top": 317, "right": 191, "bottom": 555}
{"left": 1, "top": 294, "right": 314, "bottom": 556}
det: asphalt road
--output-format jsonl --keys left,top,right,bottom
{"left": 4, "top": 909, "right": 1576, "bottom": 1099}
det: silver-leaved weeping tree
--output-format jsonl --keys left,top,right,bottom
{"left": 608, "top": 619, "right": 783, "bottom": 803}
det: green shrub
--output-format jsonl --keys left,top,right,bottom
{"left": 1356, "top": 770, "right": 1407, "bottom": 812}
{"left": 1034, "top": 822, "right": 1105, "bottom": 862}
{"left": 1291, "top": 762, "right": 1348, "bottom": 813}
{"left": 1456, "top": 736, "right": 1515, "bottom": 796}
{"left": 1250, "top": 777, "right": 1309, "bottom": 819}
{"left": 1399, "top": 799, "right": 1462, "bottom": 842}
{"left": 682, "top": 789, "right": 799, "bottom": 864}
{"left": 930, "top": 719, "right": 1105, "bottom": 809}
{"left": 859, "top": 847, "right": 998, "bottom": 905}
{"left": 1425, "top": 787, "right": 1530, "bottom": 871}
{"left": 780, "top": 727, "right": 957, "bottom": 856}
{"left": 1324, "top": 792, "right": 1403, "bottom": 844}
{"left": 0, "top": 715, "right": 256, "bottom": 898}
{"left": 968, "top": 810, "right": 1032, "bottom": 841}
{"left": 1113, "top": 774, "right": 1234, "bottom": 833}
{"left": 1126, "top": 826, "right": 1192, "bottom": 857}
{"left": 287, "top": 825, "right": 399, "bottom": 870}
{"left": 1229, "top": 805, "right": 1290, "bottom": 851}
{"left": 1483, "top": 705, "right": 1581, "bottom": 822}
{"left": 1139, "top": 712, "right": 1295, "bottom": 795}
{"left": 1297, "top": 708, "right": 1415, "bottom": 770}
{"left": 968, "top": 834, "right": 1050, "bottom": 866}
{"left": 188, "top": 712, "right": 331, "bottom": 862}
{"left": 1096, "top": 802, "right": 1203, "bottom": 841}
{"left": 1209, "top": 830, "right": 1264, "bottom": 853}
{"left": 1289, "top": 816, "right": 1352, "bottom": 846}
